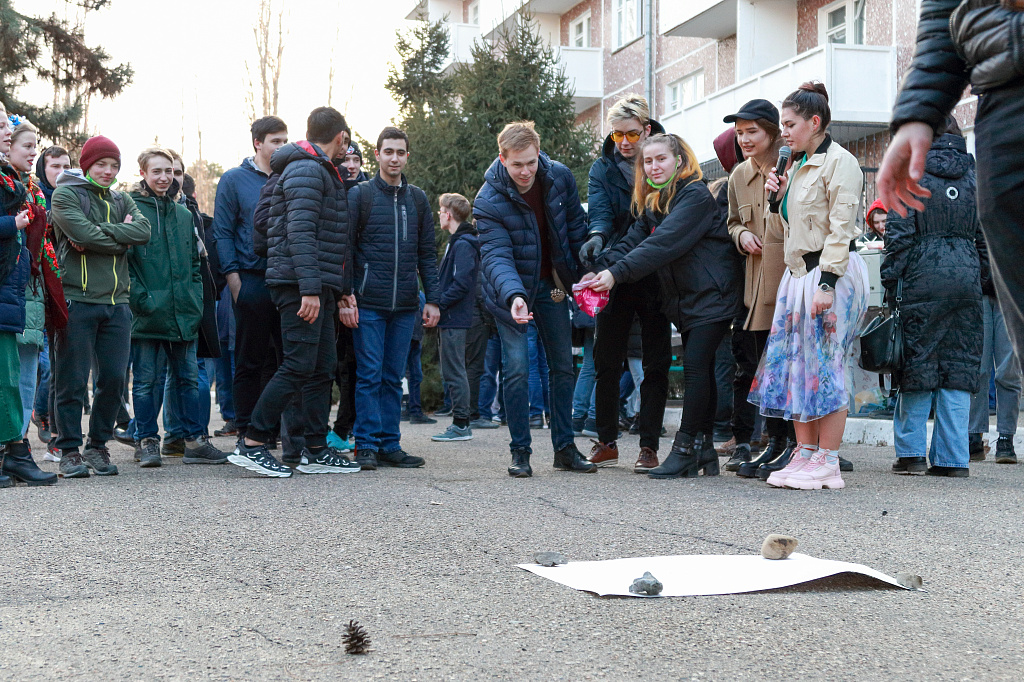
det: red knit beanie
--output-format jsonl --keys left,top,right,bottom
{"left": 79, "top": 135, "right": 121, "bottom": 174}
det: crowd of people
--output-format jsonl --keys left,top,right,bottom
{"left": 1, "top": 22, "right": 1021, "bottom": 489}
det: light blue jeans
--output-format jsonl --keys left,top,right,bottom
{"left": 894, "top": 389, "right": 971, "bottom": 468}
{"left": 17, "top": 342, "right": 40, "bottom": 437}
{"left": 571, "top": 329, "right": 596, "bottom": 421}
{"left": 969, "top": 295, "right": 1021, "bottom": 436}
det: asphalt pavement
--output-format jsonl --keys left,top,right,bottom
{"left": 2, "top": 417, "right": 1022, "bottom": 681}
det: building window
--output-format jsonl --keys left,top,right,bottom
{"left": 571, "top": 12, "right": 591, "bottom": 48}
{"left": 468, "top": 0, "right": 479, "bottom": 26}
{"left": 820, "top": 0, "right": 865, "bottom": 45}
{"left": 667, "top": 70, "right": 705, "bottom": 113}
{"left": 614, "top": 0, "right": 642, "bottom": 48}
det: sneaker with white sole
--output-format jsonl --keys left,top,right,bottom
{"left": 228, "top": 443, "right": 292, "bottom": 478}
{"left": 296, "top": 447, "right": 361, "bottom": 474}
{"left": 766, "top": 445, "right": 815, "bottom": 488}
{"left": 43, "top": 445, "right": 61, "bottom": 463}
{"left": 785, "top": 450, "right": 845, "bottom": 489}
{"left": 431, "top": 424, "right": 473, "bottom": 442}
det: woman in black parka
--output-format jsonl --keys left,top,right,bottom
{"left": 881, "top": 117, "right": 983, "bottom": 477}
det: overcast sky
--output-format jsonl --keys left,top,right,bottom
{"left": 15, "top": 0, "right": 407, "bottom": 178}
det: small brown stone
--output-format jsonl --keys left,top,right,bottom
{"left": 761, "top": 534, "right": 799, "bottom": 560}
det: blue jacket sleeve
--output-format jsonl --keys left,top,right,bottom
{"left": 0, "top": 216, "right": 16, "bottom": 239}
{"left": 212, "top": 174, "right": 242, "bottom": 275}
{"left": 476, "top": 194, "right": 527, "bottom": 309}
{"left": 417, "top": 190, "right": 440, "bottom": 306}
{"left": 438, "top": 240, "right": 478, "bottom": 311}
{"left": 586, "top": 162, "right": 615, "bottom": 241}
{"left": 564, "top": 175, "right": 588, "bottom": 282}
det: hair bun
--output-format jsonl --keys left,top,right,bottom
{"left": 798, "top": 81, "right": 829, "bottom": 102}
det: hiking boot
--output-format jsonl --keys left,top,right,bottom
{"left": 724, "top": 443, "right": 751, "bottom": 472}
{"left": 587, "top": 440, "right": 618, "bottom": 467}
{"left": 138, "top": 438, "right": 162, "bottom": 468}
{"left": 508, "top": 448, "right": 532, "bottom": 478}
{"left": 410, "top": 413, "right": 438, "bottom": 425}
{"left": 161, "top": 438, "right": 185, "bottom": 457}
{"left": 183, "top": 436, "right": 229, "bottom": 464}
{"left": 214, "top": 420, "right": 239, "bottom": 437}
{"left": 470, "top": 418, "right": 499, "bottom": 430}
{"left": 378, "top": 449, "right": 425, "bottom": 468}
{"left": 113, "top": 426, "right": 135, "bottom": 446}
{"left": 431, "top": 424, "right": 473, "bottom": 442}
{"left": 82, "top": 445, "right": 118, "bottom": 476}
{"left": 649, "top": 434, "right": 699, "bottom": 479}
{"left": 969, "top": 433, "right": 985, "bottom": 461}
{"left": 995, "top": 435, "right": 1017, "bottom": 464}
{"left": 1, "top": 441, "right": 58, "bottom": 486}
{"left": 296, "top": 447, "right": 361, "bottom": 474}
{"left": 227, "top": 443, "right": 292, "bottom": 478}
{"left": 58, "top": 450, "right": 89, "bottom": 478}
{"left": 32, "top": 412, "right": 51, "bottom": 443}
{"left": 354, "top": 449, "right": 378, "bottom": 471}
{"left": 926, "top": 465, "right": 969, "bottom": 478}
{"left": 553, "top": 443, "right": 597, "bottom": 473}
{"left": 634, "top": 446, "right": 659, "bottom": 473}
{"left": 785, "top": 451, "right": 845, "bottom": 490}
{"left": 892, "top": 456, "right": 927, "bottom": 475}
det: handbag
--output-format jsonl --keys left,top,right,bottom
{"left": 858, "top": 278, "right": 903, "bottom": 375}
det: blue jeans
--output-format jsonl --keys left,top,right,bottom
{"left": 527, "top": 322, "right": 549, "bottom": 418}
{"left": 34, "top": 335, "right": 49, "bottom": 416}
{"left": 894, "top": 389, "right": 970, "bottom": 468}
{"left": 133, "top": 339, "right": 203, "bottom": 441}
{"left": 215, "top": 339, "right": 236, "bottom": 422}
{"left": 572, "top": 329, "right": 596, "bottom": 421}
{"left": 405, "top": 339, "right": 424, "bottom": 416}
{"left": 495, "top": 284, "right": 574, "bottom": 453}
{"left": 353, "top": 309, "right": 417, "bottom": 453}
{"left": 478, "top": 334, "right": 502, "bottom": 420}
{"left": 158, "top": 356, "right": 210, "bottom": 438}
{"left": 17, "top": 343, "right": 39, "bottom": 437}
{"left": 969, "top": 295, "right": 1021, "bottom": 436}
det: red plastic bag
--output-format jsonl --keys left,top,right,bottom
{"left": 572, "top": 282, "right": 609, "bottom": 318}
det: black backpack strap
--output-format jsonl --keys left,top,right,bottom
{"left": 358, "top": 180, "right": 373, "bottom": 235}
{"left": 406, "top": 185, "right": 430, "bottom": 234}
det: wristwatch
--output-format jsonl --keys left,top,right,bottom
{"left": 818, "top": 283, "right": 835, "bottom": 295}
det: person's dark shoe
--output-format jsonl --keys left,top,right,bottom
{"left": 698, "top": 434, "right": 720, "bottom": 476}
{"left": 508, "top": 448, "right": 532, "bottom": 478}
{"left": 378, "top": 449, "right": 425, "bottom": 468}
{"left": 839, "top": 456, "right": 853, "bottom": 472}
{"left": 757, "top": 438, "right": 797, "bottom": 481}
{"left": 892, "top": 456, "right": 927, "bottom": 475}
{"left": 281, "top": 451, "right": 308, "bottom": 466}
{"left": 400, "top": 408, "right": 410, "bottom": 422}
{"left": 32, "top": 412, "right": 51, "bottom": 443}
{"left": 161, "top": 438, "right": 185, "bottom": 457}
{"left": 58, "top": 450, "right": 89, "bottom": 478}
{"left": 113, "top": 426, "right": 135, "bottom": 446}
{"left": 529, "top": 414, "right": 545, "bottom": 430}
{"left": 649, "top": 434, "right": 699, "bottom": 479}
{"left": 926, "top": 465, "right": 969, "bottom": 478}
{"left": 0, "top": 472, "right": 11, "bottom": 488}
{"left": 266, "top": 437, "right": 279, "bottom": 451}
{"left": 995, "top": 436, "right": 1017, "bottom": 464}
{"left": 737, "top": 436, "right": 783, "bottom": 478}
{"left": 724, "top": 443, "right": 751, "bottom": 472}
{"left": 410, "top": 413, "right": 438, "bottom": 425}
{"left": 433, "top": 406, "right": 453, "bottom": 418}
{"left": 620, "top": 414, "right": 635, "bottom": 431}
{"left": 587, "top": 440, "right": 618, "bottom": 467}
{"left": 227, "top": 443, "right": 292, "bottom": 478}
{"left": 470, "top": 418, "right": 499, "bottom": 430}
{"left": 82, "top": 445, "right": 118, "bottom": 476}
{"left": 968, "top": 433, "right": 985, "bottom": 461}
{"left": 354, "top": 449, "right": 378, "bottom": 471}
{"left": 296, "top": 447, "right": 361, "bottom": 474}
{"left": 554, "top": 443, "right": 597, "bottom": 473}
{"left": 717, "top": 437, "right": 737, "bottom": 456}
{"left": 138, "top": 438, "right": 162, "bottom": 468}
{"left": 183, "top": 436, "right": 229, "bottom": 464}
{"left": 214, "top": 420, "right": 238, "bottom": 437}
{"left": 634, "top": 446, "right": 659, "bottom": 473}
{"left": 1, "top": 441, "right": 58, "bottom": 486}
{"left": 43, "top": 442, "right": 61, "bottom": 463}
{"left": 572, "top": 417, "right": 585, "bottom": 436}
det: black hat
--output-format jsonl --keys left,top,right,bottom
{"left": 723, "top": 99, "right": 779, "bottom": 124}
{"left": 346, "top": 142, "right": 363, "bottom": 160}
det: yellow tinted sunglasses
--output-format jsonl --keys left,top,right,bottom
{"left": 610, "top": 130, "right": 643, "bottom": 143}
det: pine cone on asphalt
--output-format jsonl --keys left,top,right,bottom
{"left": 343, "top": 620, "right": 371, "bottom": 655}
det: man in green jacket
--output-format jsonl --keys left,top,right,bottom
{"left": 127, "top": 148, "right": 228, "bottom": 468}
{"left": 51, "top": 135, "right": 151, "bottom": 478}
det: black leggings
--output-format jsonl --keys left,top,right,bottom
{"left": 677, "top": 320, "right": 731, "bottom": 438}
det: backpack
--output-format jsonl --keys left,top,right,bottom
{"left": 72, "top": 185, "right": 128, "bottom": 223}
{"left": 356, "top": 180, "right": 431, "bottom": 240}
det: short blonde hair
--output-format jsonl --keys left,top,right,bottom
{"left": 137, "top": 147, "right": 174, "bottom": 171}
{"left": 497, "top": 121, "right": 540, "bottom": 156}
{"left": 608, "top": 94, "right": 650, "bottom": 127}
{"left": 439, "top": 193, "right": 472, "bottom": 223}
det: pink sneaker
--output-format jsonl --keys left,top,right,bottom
{"left": 766, "top": 446, "right": 815, "bottom": 488}
{"left": 786, "top": 451, "right": 845, "bottom": 490}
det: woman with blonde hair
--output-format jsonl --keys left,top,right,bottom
{"left": 587, "top": 133, "right": 741, "bottom": 478}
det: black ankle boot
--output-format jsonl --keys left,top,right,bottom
{"left": 725, "top": 443, "right": 752, "bottom": 472}
{"left": 1, "top": 441, "right": 58, "bottom": 486}
{"left": 757, "top": 438, "right": 798, "bottom": 481}
{"left": 698, "top": 434, "right": 720, "bottom": 476}
{"left": 508, "top": 448, "right": 532, "bottom": 478}
{"left": 648, "top": 433, "right": 699, "bottom": 479}
{"left": 737, "top": 436, "right": 782, "bottom": 478}
{"left": 553, "top": 443, "right": 597, "bottom": 473}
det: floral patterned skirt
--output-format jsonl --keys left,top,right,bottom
{"left": 748, "top": 253, "right": 869, "bottom": 423}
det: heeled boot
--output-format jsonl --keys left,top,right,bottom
{"left": 737, "top": 436, "right": 782, "bottom": 478}
{"left": 648, "top": 433, "right": 700, "bottom": 479}
{"left": 1, "top": 440, "right": 58, "bottom": 486}
{"left": 698, "top": 434, "right": 720, "bottom": 476}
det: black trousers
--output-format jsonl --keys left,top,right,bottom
{"left": 248, "top": 286, "right": 336, "bottom": 449}
{"left": 232, "top": 270, "right": 283, "bottom": 433}
{"left": 731, "top": 327, "right": 790, "bottom": 444}
{"left": 976, "top": 80, "right": 1024, "bottom": 364}
{"left": 333, "top": 325, "right": 357, "bottom": 437}
{"left": 594, "top": 278, "right": 671, "bottom": 450}
{"left": 676, "top": 320, "right": 731, "bottom": 438}
{"left": 465, "top": 303, "right": 497, "bottom": 421}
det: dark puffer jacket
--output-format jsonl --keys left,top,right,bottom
{"left": 892, "top": 0, "right": 1023, "bottom": 133}
{"left": 601, "top": 175, "right": 741, "bottom": 332}
{"left": 880, "top": 133, "right": 983, "bottom": 393}
{"left": 348, "top": 174, "right": 439, "bottom": 312}
{"left": 587, "top": 119, "right": 665, "bottom": 250}
{"left": 475, "top": 152, "right": 588, "bottom": 329}
{"left": 437, "top": 222, "right": 480, "bottom": 329}
{"left": 263, "top": 141, "right": 348, "bottom": 295}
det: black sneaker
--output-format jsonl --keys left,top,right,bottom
{"left": 926, "top": 465, "right": 969, "bottom": 478}
{"left": 470, "top": 418, "right": 500, "bottom": 430}
{"left": 433, "top": 406, "right": 453, "bottom": 418}
{"left": 354, "top": 449, "right": 378, "bottom": 471}
{"left": 553, "top": 443, "right": 598, "bottom": 473}
{"left": 58, "top": 450, "right": 89, "bottom": 478}
{"left": 296, "top": 447, "right": 362, "bottom": 474}
{"left": 183, "top": 436, "right": 229, "bottom": 464}
{"left": 139, "top": 438, "right": 162, "bottom": 468}
{"left": 892, "top": 456, "right": 927, "bottom": 475}
{"left": 995, "top": 436, "right": 1017, "bottom": 464}
{"left": 529, "top": 415, "right": 545, "bottom": 430}
{"left": 508, "top": 448, "right": 532, "bottom": 478}
{"left": 581, "top": 417, "right": 598, "bottom": 437}
{"left": 572, "top": 417, "right": 585, "bottom": 436}
{"left": 282, "top": 451, "right": 308, "bottom": 466}
{"left": 409, "top": 413, "right": 438, "bottom": 425}
{"left": 227, "top": 443, "right": 292, "bottom": 478}
{"left": 214, "top": 420, "right": 239, "bottom": 437}
{"left": 724, "top": 443, "right": 751, "bottom": 472}
{"left": 839, "top": 456, "right": 853, "bottom": 472}
{"left": 161, "top": 438, "right": 185, "bottom": 457}
{"left": 378, "top": 449, "right": 425, "bottom": 468}
{"left": 82, "top": 445, "right": 118, "bottom": 476}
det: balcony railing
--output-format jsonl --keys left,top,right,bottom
{"left": 557, "top": 46, "right": 603, "bottom": 113}
{"left": 442, "top": 22, "right": 481, "bottom": 72}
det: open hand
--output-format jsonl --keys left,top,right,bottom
{"left": 877, "top": 122, "right": 933, "bottom": 217}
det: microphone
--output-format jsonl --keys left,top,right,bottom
{"left": 767, "top": 145, "right": 792, "bottom": 205}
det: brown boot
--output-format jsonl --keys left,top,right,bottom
{"left": 587, "top": 440, "right": 618, "bottom": 467}
{"left": 634, "top": 446, "right": 659, "bottom": 473}
{"left": 716, "top": 436, "right": 736, "bottom": 455}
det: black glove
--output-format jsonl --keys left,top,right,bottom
{"left": 579, "top": 234, "right": 604, "bottom": 268}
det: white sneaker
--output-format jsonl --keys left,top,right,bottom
{"left": 766, "top": 446, "right": 815, "bottom": 488}
{"left": 786, "top": 451, "right": 845, "bottom": 490}
{"left": 43, "top": 447, "right": 61, "bottom": 463}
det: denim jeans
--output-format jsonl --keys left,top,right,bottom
{"left": 215, "top": 339, "right": 236, "bottom": 422}
{"left": 17, "top": 342, "right": 39, "bottom": 437}
{"left": 970, "top": 295, "right": 1021, "bottom": 436}
{"left": 894, "top": 389, "right": 971, "bottom": 468}
{"left": 155, "top": 355, "right": 210, "bottom": 439}
{"left": 405, "top": 339, "right": 424, "bottom": 416}
{"left": 625, "top": 356, "right": 644, "bottom": 418}
{"left": 33, "top": 334, "right": 49, "bottom": 417}
{"left": 527, "top": 322, "right": 549, "bottom": 418}
{"left": 495, "top": 282, "right": 574, "bottom": 453}
{"left": 571, "top": 329, "right": 596, "bottom": 421}
{"left": 353, "top": 308, "right": 417, "bottom": 453}
{"left": 132, "top": 339, "right": 203, "bottom": 441}
{"left": 478, "top": 334, "right": 502, "bottom": 420}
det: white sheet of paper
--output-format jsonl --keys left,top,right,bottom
{"left": 517, "top": 553, "right": 907, "bottom": 597}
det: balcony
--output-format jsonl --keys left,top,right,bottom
{"left": 662, "top": 0, "right": 738, "bottom": 39}
{"left": 661, "top": 44, "right": 897, "bottom": 162}
{"left": 442, "top": 22, "right": 481, "bottom": 72}
{"left": 558, "top": 46, "right": 603, "bottom": 113}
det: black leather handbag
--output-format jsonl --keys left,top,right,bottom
{"left": 858, "top": 279, "right": 903, "bottom": 374}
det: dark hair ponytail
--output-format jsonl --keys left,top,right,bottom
{"left": 782, "top": 81, "right": 831, "bottom": 130}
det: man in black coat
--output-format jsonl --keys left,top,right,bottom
{"left": 229, "top": 107, "right": 359, "bottom": 478}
